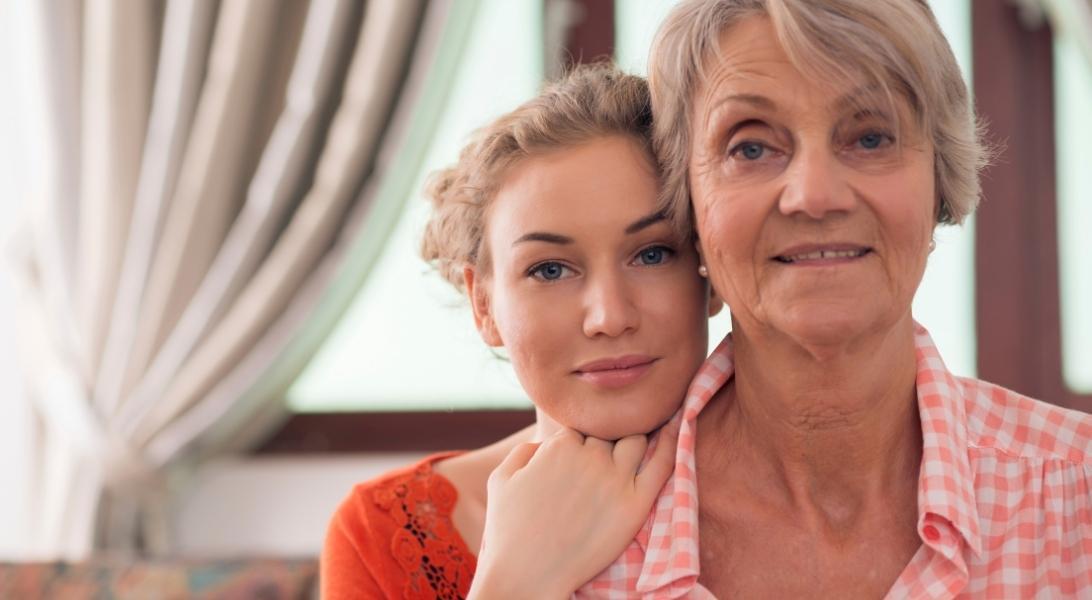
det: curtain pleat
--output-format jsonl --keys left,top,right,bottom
{"left": 94, "top": 0, "right": 220, "bottom": 418}
{"left": 15, "top": 251, "right": 103, "bottom": 559}
{"left": 13, "top": 0, "right": 470, "bottom": 558}
{"left": 28, "top": 0, "right": 82, "bottom": 379}
{"left": 123, "top": 0, "right": 424, "bottom": 446}
{"left": 118, "top": 0, "right": 365, "bottom": 439}
{"left": 151, "top": 0, "right": 480, "bottom": 465}
{"left": 120, "top": 0, "right": 285, "bottom": 396}
{"left": 77, "top": 0, "right": 161, "bottom": 381}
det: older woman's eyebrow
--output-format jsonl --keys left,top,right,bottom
{"left": 625, "top": 210, "right": 668, "bottom": 234}
{"left": 710, "top": 93, "right": 778, "bottom": 113}
{"left": 512, "top": 232, "right": 573, "bottom": 246}
{"left": 831, "top": 85, "right": 896, "bottom": 118}
{"left": 848, "top": 108, "right": 894, "bottom": 121}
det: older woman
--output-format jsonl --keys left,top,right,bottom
{"left": 587, "top": 0, "right": 1091, "bottom": 597}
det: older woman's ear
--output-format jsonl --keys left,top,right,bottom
{"left": 708, "top": 288, "right": 724, "bottom": 318}
{"left": 695, "top": 240, "right": 723, "bottom": 317}
{"left": 464, "top": 265, "right": 503, "bottom": 347}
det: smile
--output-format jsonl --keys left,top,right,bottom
{"left": 774, "top": 246, "right": 872, "bottom": 264}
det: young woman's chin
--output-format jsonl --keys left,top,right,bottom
{"left": 557, "top": 399, "right": 679, "bottom": 441}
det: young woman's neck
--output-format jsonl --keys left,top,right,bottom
{"left": 533, "top": 409, "right": 565, "bottom": 442}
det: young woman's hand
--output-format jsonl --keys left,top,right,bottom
{"left": 467, "top": 421, "right": 680, "bottom": 599}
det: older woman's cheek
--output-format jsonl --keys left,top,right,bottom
{"left": 694, "top": 183, "right": 763, "bottom": 327}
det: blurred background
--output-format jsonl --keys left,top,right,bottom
{"left": 0, "top": 0, "right": 1088, "bottom": 595}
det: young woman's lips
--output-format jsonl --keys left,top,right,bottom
{"left": 573, "top": 355, "right": 658, "bottom": 389}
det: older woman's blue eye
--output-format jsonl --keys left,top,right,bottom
{"left": 858, "top": 133, "right": 886, "bottom": 149}
{"left": 738, "top": 142, "right": 765, "bottom": 160}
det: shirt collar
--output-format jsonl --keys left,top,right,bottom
{"left": 617, "top": 323, "right": 985, "bottom": 596}
{"left": 912, "top": 322, "right": 983, "bottom": 558}
{"left": 633, "top": 334, "right": 735, "bottom": 594}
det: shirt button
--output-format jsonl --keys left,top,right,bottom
{"left": 923, "top": 525, "right": 941, "bottom": 541}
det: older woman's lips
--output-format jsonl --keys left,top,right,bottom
{"left": 574, "top": 355, "right": 658, "bottom": 389}
{"left": 774, "top": 245, "right": 872, "bottom": 265}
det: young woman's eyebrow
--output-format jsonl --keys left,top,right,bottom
{"left": 510, "top": 211, "right": 666, "bottom": 247}
{"left": 512, "top": 232, "right": 574, "bottom": 246}
{"left": 625, "top": 210, "right": 668, "bottom": 234}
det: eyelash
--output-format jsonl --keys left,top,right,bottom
{"left": 850, "top": 130, "right": 895, "bottom": 150}
{"left": 728, "top": 140, "right": 772, "bottom": 161}
{"left": 631, "top": 244, "right": 676, "bottom": 266}
{"left": 525, "top": 244, "right": 678, "bottom": 282}
{"left": 527, "top": 261, "right": 573, "bottom": 282}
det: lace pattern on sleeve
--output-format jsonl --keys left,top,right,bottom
{"left": 372, "top": 460, "right": 475, "bottom": 600}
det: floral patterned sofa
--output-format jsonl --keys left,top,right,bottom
{"left": 0, "top": 558, "right": 318, "bottom": 599}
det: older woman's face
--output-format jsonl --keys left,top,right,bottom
{"left": 689, "top": 16, "right": 935, "bottom": 346}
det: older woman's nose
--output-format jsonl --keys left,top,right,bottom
{"left": 582, "top": 273, "right": 640, "bottom": 338}
{"left": 778, "top": 148, "right": 856, "bottom": 219}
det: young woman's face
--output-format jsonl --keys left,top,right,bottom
{"left": 466, "top": 135, "right": 713, "bottom": 440}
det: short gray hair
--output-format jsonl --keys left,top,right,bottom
{"left": 648, "top": 0, "right": 989, "bottom": 232}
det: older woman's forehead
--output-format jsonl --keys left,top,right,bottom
{"left": 694, "top": 21, "right": 914, "bottom": 126}
{"left": 698, "top": 63, "right": 893, "bottom": 119}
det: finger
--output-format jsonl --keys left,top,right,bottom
{"left": 612, "top": 434, "right": 649, "bottom": 474}
{"left": 491, "top": 441, "right": 540, "bottom": 482}
{"left": 536, "top": 427, "right": 583, "bottom": 457}
{"left": 582, "top": 434, "right": 614, "bottom": 455}
{"left": 544, "top": 427, "right": 584, "bottom": 447}
{"left": 634, "top": 421, "right": 680, "bottom": 500}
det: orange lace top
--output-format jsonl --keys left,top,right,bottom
{"left": 321, "top": 453, "right": 477, "bottom": 600}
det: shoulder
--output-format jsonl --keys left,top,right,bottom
{"left": 958, "top": 376, "right": 1092, "bottom": 466}
{"left": 432, "top": 427, "right": 533, "bottom": 496}
{"left": 326, "top": 452, "right": 464, "bottom": 551}
{"left": 321, "top": 453, "right": 466, "bottom": 599}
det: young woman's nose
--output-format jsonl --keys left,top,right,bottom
{"left": 778, "top": 145, "right": 856, "bottom": 219}
{"left": 582, "top": 272, "right": 639, "bottom": 338}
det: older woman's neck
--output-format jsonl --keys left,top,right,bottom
{"left": 722, "top": 315, "right": 922, "bottom": 516}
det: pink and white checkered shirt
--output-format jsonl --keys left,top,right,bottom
{"left": 577, "top": 322, "right": 1092, "bottom": 599}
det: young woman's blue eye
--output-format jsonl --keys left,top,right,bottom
{"left": 635, "top": 245, "right": 674, "bottom": 266}
{"left": 529, "top": 261, "right": 569, "bottom": 281}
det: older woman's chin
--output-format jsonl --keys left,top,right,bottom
{"left": 764, "top": 304, "right": 911, "bottom": 349}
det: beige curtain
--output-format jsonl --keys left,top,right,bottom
{"left": 1038, "top": 0, "right": 1092, "bottom": 65}
{"left": 11, "top": 0, "right": 478, "bottom": 559}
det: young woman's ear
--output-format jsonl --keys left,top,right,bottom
{"left": 463, "top": 266, "right": 503, "bottom": 347}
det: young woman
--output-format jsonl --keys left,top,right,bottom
{"left": 321, "top": 64, "right": 719, "bottom": 599}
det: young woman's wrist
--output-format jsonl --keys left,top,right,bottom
{"left": 468, "top": 564, "right": 572, "bottom": 600}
